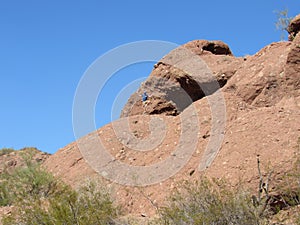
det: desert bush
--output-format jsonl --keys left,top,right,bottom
{"left": 156, "top": 178, "right": 262, "bottom": 225}
{"left": 290, "top": 138, "right": 300, "bottom": 224}
{"left": 46, "top": 181, "right": 119, "bottom": 225}
{"left": 0, "top": 151, "right": 58, "bottom": 206}
{"left": 0, "top": 148, "right": 15, "bottom": 156}
{"left": 274, "top": 9, "right": 293, "bottom": 41}
{"left": 272, "top": 138, "right": 300, "bottom": 203}
{"left": 3, "top": 180, "right": 120, "bottom": 225}
{"left": 1, "top": 151, "right": 120, "bottom": 224}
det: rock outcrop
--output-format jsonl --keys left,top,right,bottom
{"left": 122, "top": 35, "right": 299, "bottom": 117}
{"left": 225, "top": 42, "right": 292, "bottom": 107}
{"left": 44, "top": 31, "right": 300, "bottom": 218}
{"left": 288, "top": 14, "right": 300, "bottom": 41}
{"left": 42, "top": 14, "right": 300, "bottom": 222}
{"left": 285, "top": 32, "right": 300, "bottom": 92}
{"left": 182, "top": 40, "right": 233, "bottom": 56}
{"left": 121, "top": 40, "right": 243, "bottom": 118}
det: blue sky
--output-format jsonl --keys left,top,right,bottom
{"left": 0, "top": 0, "right": 299, "bottom": 154}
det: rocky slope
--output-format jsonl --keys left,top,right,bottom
{"left": 16, "top": 15, "right": 300, "bottom": 223}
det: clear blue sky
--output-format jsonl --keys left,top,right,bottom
{"left": 0, "top": 0, "right": 299, "bottom": 154}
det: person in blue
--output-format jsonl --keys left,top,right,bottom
{"left": 142, "top": 92, "right": 148, "bottom": 102}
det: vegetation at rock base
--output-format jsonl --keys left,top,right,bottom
{"left": 1, "top": 144, "right": 300, "bottom": 224}
{"left": 0, "top": 150, "right": 120, "bottom": 225}
{"left": 154, "top": 173, "right": 300, "bottom": 225}
{"left": 2, "top": 181, "right": 120, "bottom": 225}
{"left": 154, "top": 178, "right": 263, "bottom": 225}
{"left": 153, "top": 141, "right": 300, "bottom": 225}
{"left": 0, "top": 148, "right": 54, "bottom": 207}
{"left": 0, "top": 148, "right": 15, "bottom": 157}
{"left": 274, "top": 137, "right": 300, "bottom": 224}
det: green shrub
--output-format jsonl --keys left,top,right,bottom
{"left": 3, "top": 181, "right": 120, "bottom": 225}
{"left": 157, "top": 178, "right": 262, "bottom": 225}
{"left": 47, "top": 181, "right": 119, "bottom": 225}
{"left": 289, "top": 138, "right": 300, "bottom": 224}
{"left": 0, "top": 152, "right": 58, "bottom": 206}
{"left": 1, "top": 150, "right": 120, "bottom": 224}
{"left": 270, "top": 138, "right": 300, "bottom": 223}
{"left": 0, "top": 148, "right": 15, "bottom": 156}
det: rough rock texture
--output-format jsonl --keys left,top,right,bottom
{"left": 42, "top": 37, "right": 300, "bottom": 222}
{"left": 121, "top": 40, "right": 243, "bottom": 118}
{"left": 288, "top": 14, "right": 300, "bottom": 41}
{"left": 122, "top": 39, "right": 299, "bottom": 117}
{"left": 123, "top": 95, "right": 178, "bottom": 117}
{"left": 225, "top": 42, "right": 292, "bottom": 107}
{"left": 44, "top": 92, "right": 300, "bottom": 219}
{"left": 285, "top": 32, "right": 300, "bottom": 92}
{"left": 182, "top": 40, "right": 233, "bottom": 56}
{"left": 43, "top": 142, "right": 97, "bottom": 187}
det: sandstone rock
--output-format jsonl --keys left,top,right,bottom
{"left": 121, "top": 40, "right": 242, "bottom": 118}
{"left": 284, "top": 32, "right": 300, "bottom": 92}
{"left": 44, "top": 92, "right": 300, "bottom": 217}
{"left": 43, "top": 38, "right": 300, "bottom": 220}
{"left": 288, "top": 14, "right": 300, "bottom": 41}
{"left": 124, "top": 95, "right": 178, "bottom": 117}
{"left": 183, "top": 40, "right": 233, "bottom": 56}
{"left": 224, "top": 42, "right": 293, "bottom": 107}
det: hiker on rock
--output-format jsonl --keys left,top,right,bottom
{"left": 142, "top": 92, "right": 148, "bottom": 102}
{"left": 142, "top": 92, "right": 149, "bottom": 110}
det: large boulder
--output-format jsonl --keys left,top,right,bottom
{"left": 121, "top": 40, "right": 242, "bottom": 118}
{"left": 288, "top": 14, "right": 300, "bottom": 41}
{"left": 182, "top": 40, "right": 233, "bottom": 56}
{"left": 122, "top": 37, "right": 300, "bottom": 117}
